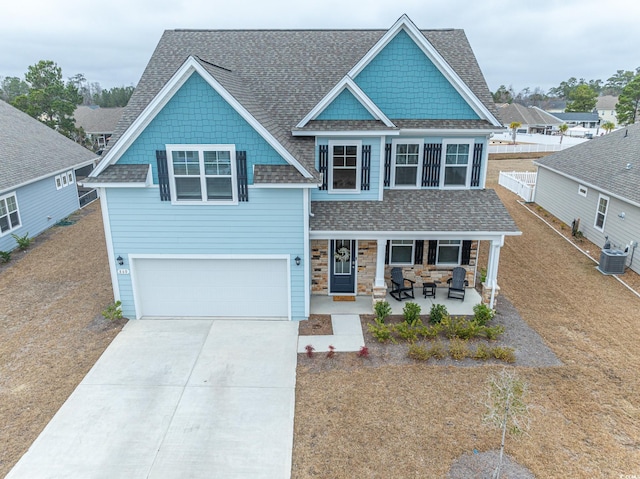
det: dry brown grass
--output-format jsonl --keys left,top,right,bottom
{"left": 292, "top": 159, "right": 640, "bottom": 478}
{"left": 0, "top": 203, "right": 124, "bottom": 477}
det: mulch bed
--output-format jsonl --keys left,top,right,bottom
{"left": 298, "top": 314, "right": 332, "bottom": 335}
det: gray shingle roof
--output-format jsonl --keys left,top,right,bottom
{"left": 74, "top": 106, "right": 124, "bottom": 134}
{"left": 105, "top": 26, "right": 498, "bottom": 177}
{"left": 82, "top": 164, "right": 150, "bottom": 184}
{"left": 0, "top": 100, "right": 97, "bottom": 193}
{"left": 536, "top": 124, "right": 640, "bottom": 205}
{"left": 596, "top": 95, "right": 618, "bottom": 110}
{"left": 310, "top": 189, "right": 519, "bottom": 233}
{"left": 497, "top": 104, "right": 562, "bottom": 127}
{"left": 253, "top": 165, "right": 319, "bottom": 184}
{"left": 552, "top": 112, "right": 600, "bottom": 122}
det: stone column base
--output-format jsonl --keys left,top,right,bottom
{"left": 481, "top": 282, "right": 500, "bottom": 305}
{"left": 372, "top": 283, "right": 388, "bottom": 309}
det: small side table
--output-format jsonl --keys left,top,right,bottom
{"left": 423, "top": 282, "right": 437, "bottom": 298}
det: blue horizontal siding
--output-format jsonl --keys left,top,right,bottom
{"left": 116, "top": 72, "right": 288, "bottom": 184}
{"left": 316, "top": 88, "right": 375, "bottom": 121}
{"left": 106, "top": 187, "right": 306, "bottom": 320}
{"left": 0, "top": 176, "right": 79, "bottom": 252}
{"left": 354, "top": 29, "right": 480, "bottom": 120}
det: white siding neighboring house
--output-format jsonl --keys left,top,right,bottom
{"left": 0, "top": 101, "right": 99, "bottom": 252}
{"left": 74, "top": 106, "right": 124, "bottom": 150}
{"left": 596, "top": 95, "right": 619, "bottom": 128}
{"left": 534, "top": 124, "right": 640, "bottom": 274}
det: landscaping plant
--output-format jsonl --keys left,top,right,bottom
{"left": 304, "top": 344, "right": 315, "bottom": 358}
{"left": 395, "top": 320, "right": 420, "bottom": 343}
{"left": 374, "top": 300, "right": 392, "bottom": 323}
{"left": 473, "top": 303, "right": 495, "bottom": 326}
{"left": 368, "top": 320, "right": 395, "bottom": 343}
{"left": 326, "top": 345, "right": 336, "bottom": 359}
{"left": 408, "top": 343, "right": 430, "bottom": 361}
{"left": 402, "top": 302, "right": 421, "bottom": 325}
{"left": 357, "top": 346, "right": 369, "bottom": 358}
{"left": 448, "top": 337, "right": 469, "bottom": 360}
{"left": 11, "top": 232, "right": 32, "bottom": 251}
{"left": 101, "top": 300, "right": 123, "bottom": 321}
{"left": 429, "top": 303, "right": 448, "bottom": 324}
{"left": 0, "top": 251, "right": 11, "bottom": 263}
{"left": 484, "top": 369, "right": 531, "bottom": 479}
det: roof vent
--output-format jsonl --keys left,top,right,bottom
{"left": 626, "top": 163, "right": 632, "bottom": 170}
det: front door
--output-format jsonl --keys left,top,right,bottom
{"left": 330, "top": 239, "right": 356, "bottom": 294}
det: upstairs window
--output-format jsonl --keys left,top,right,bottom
{"left": 594, "top": 194, "right": 609, "bottom": 231}
{"left": 392, "top": 140, "right": 421, "bottom": 187}
{"left": 329, "top": 141, "right": 360, "bottom": 192}
{"left": 442, "top": 140, "right": 472, "bottom": 187}
{"left": 0, "top": 193, "right": 21, "bottom": 235}
{"left": 168, "top": 145, "right": 236, "bottom": 204}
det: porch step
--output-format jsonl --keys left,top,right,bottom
{"left": 297, "top": 314, "right": 364, "bottom": 353}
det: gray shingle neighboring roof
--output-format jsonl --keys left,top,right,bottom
{"left": 105, "top": 27, "right": 499, "bottom": 176}
{"left": 0, "top": 100, "right": 97, "bottom": 193}
{"left": 74, "top": 106, "right": 124, "bottom": 134}
{"left": 82, "top": 164, "right": 150, "bottom": 184}
{"left": 497, "top": 104, "right": 562, "bottom": 127}
{"left": 310, "top": 189, "right": 519, "bottom": 233}
{"left": 536, "top": 124, "right": 640, "bottom": 205}
{"left": 552, "top": 112, "right": 600, "bottom": 122}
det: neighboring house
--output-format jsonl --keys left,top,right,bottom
{"left": 0, "top": 100, "right": 98, "bottom": 252}
{"left": 596, "top": 95, "right": 619, "bottom": 128}
{"left": 83, "top": 15, "right": 520, "bottom": 321}
{"left": 552, "top": 112, "right": 601, "bottom": 130}
{"left": 497, "top": 103, "right": 563, "bottom": 134}
{"left": 535, "top": 124, "right": 640, "bottom": 274}
{"left": 74, "top": 105, "right": 124, "bottom": 150}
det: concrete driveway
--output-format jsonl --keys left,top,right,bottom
{"left": 7, "top": 319, "right": 299, "bottom": 479}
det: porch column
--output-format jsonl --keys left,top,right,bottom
{"left": 484, "top": 236, "right": 504, "bottom": 309}
{"left": 372, "top": 239, "right": 388, "bottom": 306}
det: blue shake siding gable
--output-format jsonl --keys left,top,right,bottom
{"left": 316, "top": 89, "right": 376, "bottom": 121}
{"left": 116, "top": 72, "right": 289, "bottom": 185}
{"left": 354, "top": 29, "right": 480, "bottom": 120}
{"left": 106, "top": 187, "right": 306, "bottom": 320}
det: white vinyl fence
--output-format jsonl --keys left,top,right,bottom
{"left": 498, "top": 171, "right": 537, "bottom": 202}
{"left": 489, "top": 143, "right": 571, "bottom": 154}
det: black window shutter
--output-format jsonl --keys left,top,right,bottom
{"left": 236, "top": 151, "right": 248, "bottom": 202}
{"left": 318, "top": 145, "right": 328, "bottom": 190}
{"left": 414, "top": 240, "right": 424, "bottom": 265}
{"left": 384, "top": 240, "right": 389, "bottom": 264}
{"left": 427, "top": 240, "right": 438, "bottom": 265}
{"left": 156, "top": 150, "right": 171, "bottom": 201}
{"left": 361, "top": 145, "right": 371, "bottom": 190}
{"left": 422, "top": 143, "right": 442, "bottom": 187}
{"left": 461, "top": 240, "right": 472, "bottom": 265}
{"left": 384, "top": 144, "right": 392, "bottom": 187}
{"left": 470, "top": 144, "right": 483, "bottom": 187}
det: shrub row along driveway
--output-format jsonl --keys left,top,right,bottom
{"left": 292, "top": 165, "right": 640, "bottom": 478}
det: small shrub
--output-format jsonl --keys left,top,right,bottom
{"left": 429, "top": 341, "right": 447, "bottom": 360}
{"left": 449, "top": 337, "right": 469, "bottom": 360}
{"left": 479, "top": 267, "right": 487, "bottom": 283}
{"left": 326, "top": 345, "right": 336, "bottom": 359}
{"left": 101, "top": 300, "right": 123, "bottom": 321}
{"left": 473, "top": 303, "right": 495, "bottom": 326}
{"left": 492, "top": 346, "right": 516, "bottom": 363}
{"left": 441, "top": 316, "right": 482, "bottom": 340}
{"left": 357, "top": 346, "right": 369, "bottom": 358}
{"left": 418, "top": 323, "right": 441, "bottom": 340}
{"left": 0, "top": 251, "right": 11, "bottom": 263}
{"left": 305, "top": 344, "right": 315, "bottom": 358}
{"left": 473, "top": 343, "right": 492, "bottom": 360}
{"left": 429, "top": 303, "right": 448, "bottom": 324}
{"left": 483, "top": 324, "right": 505, "bottom": 340}
{"left": 408, "top": 343, "right": 430, "bottom": 361}
{"left": 11, "top": 232, "right": 31, "bottom": 251}
{"left": 374, "top": 300, "right": 392, "bottom": 323}
{"left": 403, "top": 302, "right": 421, "bottom": 325}
{"left": 368, "top": 321, "right": 395, "bottom": 343}
{"left": 395, "top": 320, "right": 421, "bottom": 343}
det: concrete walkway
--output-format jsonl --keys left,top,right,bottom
{"left": 297, "top": 314, "right": 365, "bottom": 353}
{"left": 7, "top": 319, "right": 299, "bottom": 479}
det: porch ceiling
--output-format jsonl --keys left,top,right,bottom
{"left": 310, "top": 189, "right": 520, "bottom": 235}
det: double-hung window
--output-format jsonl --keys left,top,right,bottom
{"left": 0, "top": 193, "right": 21, "bottom": 235}
{"left": 436, "top": 240, "right": 462, "bottom": 265}
{"left": 329, "top": 141, "right": 360, "bottom": 192}
{"left": 442, "top": 139, "right": 473, "bottom": 188}
{"left": 390, "top": 240, "right": 414, "bottom": 264}
{"left": 594, "top": 194, "right": 609, "bottom": 231}
{"left": 168, "top": 145, "right": 237, "bottom": 204}
{"left": 392, "top": 140, "right": 422, "bottom": 187}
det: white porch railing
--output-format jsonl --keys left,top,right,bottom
{"left": 488, "top": 143, "right": 571, "bottom": 154}
{"left": 498, "top": 171, "right": 537, "bottom": 202}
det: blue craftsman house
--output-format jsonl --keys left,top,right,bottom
{"left": 85, "top": 15, "right": 520, "bottom": 320}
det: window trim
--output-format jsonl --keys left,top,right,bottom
{"left": 389, "top": 239, "right": 415, "bottom": 265}
{"left": 166, "top": 144, "right": 238, "bottom": 205}
{"left": 440, "top": 139, "right": 474, "bottom": 189}
{"left": 0, "top": 192, "right": 21, "bottom": 237}
{"left": 55, "top": 175, "right": 63, "bottom": 190}
{"left": 391, "top": 139, "right": 423, "bottom": 188}
{"left": 578, "top": 185, "right": 588, "bottom": 197}
{"left": 328, "top": 140, "right": 362, "bottom": 194}
{"left": 67, "top": 171, "right": 74, "bottom": 185}
{"left": 594, "top": 194, "right": 609, "bottom": 231}
{"left": 436, "top": 239, "right": 462, "bottom": 266}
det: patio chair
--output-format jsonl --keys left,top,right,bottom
{"left": 390, "top": 267, "right": 415, "bottom": 301}
{"left": 447, "top": 267, "right": 468, "bottom": 301}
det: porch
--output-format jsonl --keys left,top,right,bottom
{"left": 309, "top": 287, "right": 483, "bottom": 316}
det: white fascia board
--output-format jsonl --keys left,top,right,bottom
{"left": 292, "top": 129, "right": 399, "bottom": 137}
{"left": 93, "top": 56, "right": 313, "bottom": 180}
{"left": 249, "top": 183, "right": 320, "bottom": 189}
{"left": 348, "top": 14, "right": 502, "bottom": 127}
{"left": 296, "top": 77, "right": 395, "bottom": 128}
{"left": 399, "top": 128, "right": 504, "bottom": 136}
{"left": 536, "top": 163, "right": 640, "bottom": 209}
{"left": 79, "top": 181, "right": 149, "bottom": 188}
{"left": 309, "top": 230, "right": 521, "bottom": 240}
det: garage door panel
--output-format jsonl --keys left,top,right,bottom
{"left": 133, "top": 258, "right": 289, "bottom": 319}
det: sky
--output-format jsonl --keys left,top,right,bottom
{"left": 1, "top": 0, "right": 639, "bottom": 95}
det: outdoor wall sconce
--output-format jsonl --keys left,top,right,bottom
{"left": 116, "top": 255, "right": 124, "bottom": 266}
{"left": 295, "top": 256, "right": 301, "bottom": 266}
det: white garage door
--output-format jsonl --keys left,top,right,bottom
{"left": 132, "top": 258, "right": 289, "bottom": 319}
